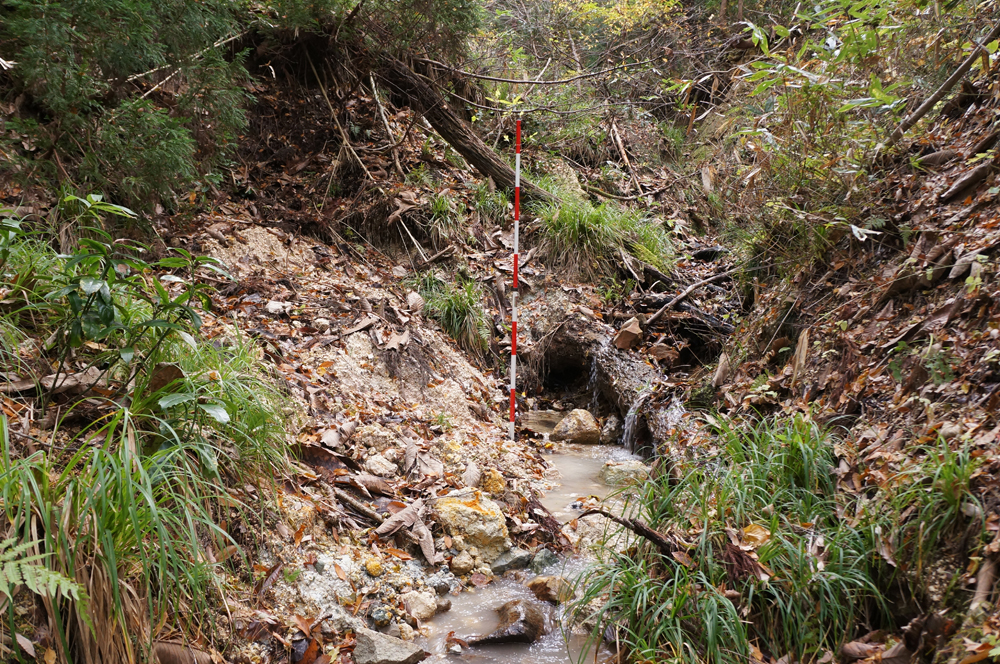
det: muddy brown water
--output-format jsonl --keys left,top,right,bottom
{"left": 420, "top": 445, "right": 638, "bottom": 662}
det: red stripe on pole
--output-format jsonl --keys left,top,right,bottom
{"left": 515, "top": 120, "right": 521, "bottom": 153}
{"left": 509, "top": 389, "right": 516, "bottom": 422}
{"left": 513, "top": 253, "right": 518, "bottom": 288}
{"left": 514, "top": 187, "right": 520, "bottom": 221}
{"left": 511, "top": 321, "right": 517, "bottom": 355}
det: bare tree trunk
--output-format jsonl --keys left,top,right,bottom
{"left": 380, "top": 57, "right": 556, "bottom": 203}
{"left": 719, "top": 0, "right": 728, "bottom": 26}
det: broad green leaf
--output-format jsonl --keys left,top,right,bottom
{"left": 176, "top": 330, "right": 198, "bottom": 350}
{"left": 159, "top": 393, "right": 196, "bottom": 409}
{"left": 80, "top": 277, "right": 105, "bottom": 295}
{"left": 199, "top": 403, "right": 230, "bottom": 424}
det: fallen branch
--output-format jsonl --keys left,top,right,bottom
{"left": 645, "top": 266, "right": 741, "bottom": 327}
{"left": 583, "top": 184, "right": 668, "bottom": 201}
{"left": 884, "top": 21, "right": 1000, "bottom": 149}
{"left": 578, "top": 508, "right": 676, "bottom": 556}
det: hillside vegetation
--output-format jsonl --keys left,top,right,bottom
{"left": 3, "top": 0, "right": 1000, "bottom": 663}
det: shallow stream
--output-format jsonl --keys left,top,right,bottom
{"left": 419, "top": 444, "right": 639, "bottom": 663}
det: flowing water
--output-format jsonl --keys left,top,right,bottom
{"left": 419, "top": 444, "right": 636, "bottom": 663}
{"left": 621, "top": 389, "right": 651, "bottom": 453}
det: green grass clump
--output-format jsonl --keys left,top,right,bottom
{"left": 472, "top": 181, "right": 510, "bottom": 226}
{"left": 535, "top": 199, "right": 673, "bottom": 280}
{"left": 416, "top": 272, "right": 489, "bottom": 355}
{"left": 573, "top": 416, "right": 887, "bottom": 664}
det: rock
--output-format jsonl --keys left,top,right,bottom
{"left": 397, "top": 623, "right": 415, "bottom": 642}
{"left": 365, "top": 453, "right": 398, "bottom": 477}
{"left": 401, "top": 590, "right": 437, "bottom": 622}
{"left": 265, "top": 300, "right": 292, "bottom": 316}
{"left": 353, "top": 628, "right": 427, "bottom": 664}
{"left": 406, "top": 291, "right": 424, "bottom": 311}
{"left": 527, "top": 576, "right": 574, "bottom": 604}
{"left": 434, "top": 491, "right": 510, "bottom": 563}
{"left": 600, "top": 415, "right": 623, "bottom": 445}
{"left": 600, "top": 459, "right": 649, "bottom": 486}
{"left": 613, "top": 317, "right": 642, "bottom": 350}
{"left": 392, "top": 265, "right": 408, "bottom": 278}
{"left": 551, "top": 409, "right": 600, "bottom": 445}
{"left": 450, "top": 550, "right": 475, "bottom": 575}
{"left": 356, "top": 424, "right": 398, "bottom": 452}
{"left": 490, "top": 547, "right": 533, "bottom": 575}
{"left": 468, "top": 599, "right": 550, "bottom": 645}
{"left": 426, "top": 572, "right": 454, "bottom": 595}
{"left": 691, "top": 246, "right": 729, "bottom": 261}
{"left": 481, "top": 468, "right": 505, "bottom": 495}
{"left": 529, "top": 548, "right": 559, "bottom": 573}
{"left": 365, "top": 558, "right": 384, "bottom": 577}
{"left": 522, "top": 410, "right": 564, "bottom": 435}
{"left": 313, "top": 317, "right": 331, "bottom": 332}
{"left": 370, "top": 605, "right": 393, "bottom": 627}
{"left": 435, "top": 597, "right": 451, "bottom": 614}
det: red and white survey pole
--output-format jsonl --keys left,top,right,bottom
{"left": 509, "top": 119, "right": 521, "bottom": 441}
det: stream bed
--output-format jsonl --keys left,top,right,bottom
{"left": 419, "top": 444, "right": 639, "bottom": 663}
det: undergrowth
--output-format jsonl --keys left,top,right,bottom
{"left": 0, "top": 200, "right": 287, "bottom": 662}
{"left": 414, "top": 272, "right": 490, "bottom": 355}
{"left": 534, "top": 198, "right": 673, "bottom": 280}
{"left": 573, "top": 415, "right": 985, "bottom": 663}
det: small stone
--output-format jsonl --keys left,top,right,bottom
{"left": 435, "top": 597, "right": 451, "bottom": 614}
{"left": 613, "top": 317, "right": 642, "bottom": 350}
{"left": 600, "top": 459, "right": 649, "bottom": 486}
{"left": 529, "top": 548, "right": 559, "bottom": 573}
{"left": 939, "top": 422, "right": 962, "bottom": 439}
{"left": 551, "top": 409, "right": 600, "bottom": 445}
{"left": 265, "top": 300, "right": 292, "bottom": 316}
{"left": 401, "top": 590, "right": 438, "bottom": 622}
{"left": 428, "top": 576, "right": 452, "bottom": 595}
{"left": 490, "top": 548, "right": 533, "bottom": 575}
{"left": 468, "top": 599, "right": 550, "bottom": 645}
{"left": 397, "top": 623, "right": 416, "bottom": 642}
{"left": 392, "top": 265, "right": 408, "bottom": 278}
{"left": 366, "top": 558, "right": 385, "bottom": 577}
{"left": 600, "top": 415, "right": 623, "bottom": 445}
{"left": 313, "top": 317, "right": 332, "bottom": 332}
{"left": 481, "top": 468, "right": 506, "bottom": 495}
{"left": 527, "top": 576, "right": 574, "bottom": 604}
{"left": 406, "top": 291, "right": 425, "bottom": 311}
{"left": 370, "top": 605, "right": 393, "bottom": 627}
{"left": 450, "top": 550, "right": 475, "bottom": 575}
{"left": 352, "top": 627, "right": 427, "bottom": 664}
{"left": 366, "top": 454, "right": 398, "bottom": 478}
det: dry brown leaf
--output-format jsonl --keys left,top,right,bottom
{"left": 334, "top": 563, "right": 347, "bottom": 581}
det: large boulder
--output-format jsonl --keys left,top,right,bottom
{"left": 600, "top": 459, "right": 649, "bottom": 486}
{"left": 468, "top": 599, "right": 550, "bottom": 645}
{"left": 551, "top": 409, "right": 600, "bottom": 445}
{"left": 353, "top": 628, "right": 428, "bottom": 664}
{"left": 433, "top": 491, "right": 510, "bottom": 562}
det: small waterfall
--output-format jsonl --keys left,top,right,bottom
{"left": 621, "top": 389, "right": 651, "bottom": 452}
{"left": 587, "top": 340, "right": 610, "bottom": 413}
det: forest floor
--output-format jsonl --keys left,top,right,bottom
{"left": 4, "top": 27, "right": 1000, "bottom": 664}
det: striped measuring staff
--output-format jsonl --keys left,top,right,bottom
{"left": 509, "top": 119, "right": 521, "bottom": 441}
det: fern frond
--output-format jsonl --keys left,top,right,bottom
{"left": 0, "top": 539, "right": 86, "bottom": 604}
